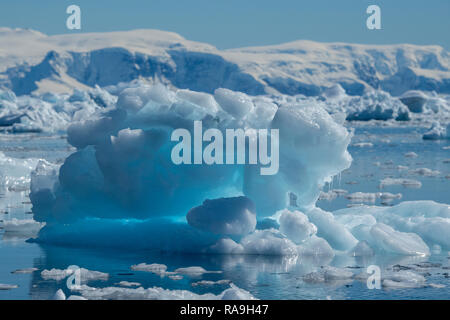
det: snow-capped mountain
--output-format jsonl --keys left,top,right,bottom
{"left": 1, "top": 27, "right": 449, "bottom": 96}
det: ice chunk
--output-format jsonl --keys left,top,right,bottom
{"left": 214, "top": 88, "right": 253, "bottom": 119}
{"left": 191, "top": 280, "right": 232, "bottom": 287}
{"left": 306, "top": 207, "right": 358, "bottom": 251}
{"left": 117, "top": 84, "right": 175, "bottom": 113}
{"left": 70, "top": 283, "right": 256, "bottom": 300}
{"left": 344, "top": 90, "right": 409, "bottom": 121}
{"left": 11, "top": 268, "right": 38, "bottom": 274}
{"left": 53, "top": 289, "right": 66, "bottom": 300}
{"left": 345, "top": 192, "right": 378, "bottom": 203}
{"left": 399, "top": 90, "right": 427, "bottom": 113}
{"left": 187, "top": 197, "right": 256, "bottom": 236}
{"left": 303, "top": 266, "right": 353, "bottom": 283}
{"left": 423, "top": 122, "right": 449, "bottom": 140}
{"left": 2, "top": 219, "right": 44, "bottom": 237}
{"left": 220, "top": 284, "right": 256, "bottom": 300}
{"left": 323, "top": 84, "right": 346, "bottom": 100}
{"left": 383, "top": 270, "right": 426, "bottom": 289}
{"left": 41, "top": 268, "right": 73, "bottom": 281}
{"left": 131, "top": 263, "right": 167, "bottom": 275}
{"left": 409, "top": 168, "right": 440, "bottom": 177}
{"left": 334, "top": 201, "right": 450, "bottom": 249}
{"left": 174, "top": 267, "right": 222, "bottom": 276}
{"left": 278, "top": 209, "right": 317, "bottom": 244}
{"left": 322, "top": 266, "right": 353, "bottom": 281}
{"left": 380, "top": 178, "right": 422, "bottom": 188}
{"left": 319, "top": 189, "right": 348, "bottom": 201}
{"left": 404, "top": 152, "right": 418, "bottom": 158}
{"left": 370, "top": 223, "right": 430, "bottom": 256}
{"left": 115, "top": 281, "right": 141, "bottom": 287}
{"left": 351, "top": 142, "right": 373, "bottom": 148}
{"left": 379, "top": 192, "right": 402, "bottom": 201}
{"left": 240, "top": 229, "right": 298, "bottom": 256}
{"left": 349, "top": 240, "right": 374, "bottom": 257}
{"left": 67, "top": 295, "right": 88, "bottom": 300}
{"left": 0, "top": 284, "right": 19, "bottom": 290}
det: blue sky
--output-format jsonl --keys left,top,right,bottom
{"left": 1, "top": 0, "right": 449, "bottom": 49}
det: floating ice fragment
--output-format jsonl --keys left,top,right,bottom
{"left": 380, "top": 178, "right": 422, "bottom": 188}
{"left": 53, "top": 289, "right": 66, "bottom": 300}
{"left": 404, "top": 152, "right": 418, "bottom": 158}
{"left": 41, "top": 268, "right": 73, "bottom": 281}
{"left": 319, "top": 189, "right": 349, "bottom": 201}
{"left": 423, "top": 122, "right": 449, "bottom": 140}
{"left": 11, "top": 268, "right": 38, "bottom": 274}
{"left": 130, "top": 263, "right": 167, "bottom": 275}
{"left": 2, "top": 218, "right": 44, "bottom": 237}
{"left": 70, "top": 283, "right": 255, "bottom": 300}
{"left": 303, "top": 266, "right": 353, "bottom": 283}
{"left": 382, "top": 270, "right": 426, "bottom": 289}
{"left": 115, "top": 281, "right": 141, "bottom": 287}
{"left": 0, "top": 284, "right": 19, "bottom": 290}
{"left": 345, "top": 192, "right": 378, "bottom": 203}
{"left": 191, "top": 280, "right": 232, "bottom": 287}
{"left": 409, "top": 168, "right": 440, "bottom": 177}
{"left": 370, "top": 223, "right": 430, "bottom": 256}
{"left": 173, "top": 267, "right": 222, "bottom": 276}
{"left": 351, "top": 142, "right": 373, "bottom": 148}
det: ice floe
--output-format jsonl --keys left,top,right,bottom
{"left": 11, "top": 268, "right": 38, "bottom": 274}
{"left": 69, "top": 283, "right": 255, "bottom": 300}
{"left": 1, "top": 218, "right": 44, "bottom": 237}
{"left": 130, "top": 263, "right": 168, "bottom": 275}
{"left": 41, "top": 267, "right": 109, "bottom": 283}
{"left": 0, "top": 283, "right": 19, "bottom": 290}
{"left": 380, "top": 178, "right": 422, "bottom": 188}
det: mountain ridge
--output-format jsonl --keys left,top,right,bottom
{"left": 1, "top": 28, "right": 449, "bottom": 96}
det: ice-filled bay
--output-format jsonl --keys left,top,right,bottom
{"left": 0, "top": 84, "right": 449, "bottom": 300}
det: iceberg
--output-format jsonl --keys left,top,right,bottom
{"left": 423, "top": 122, "right": 450, "bottom": 140}
{"left": 30, "top": 84, "right": 352, "bottom": 251}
